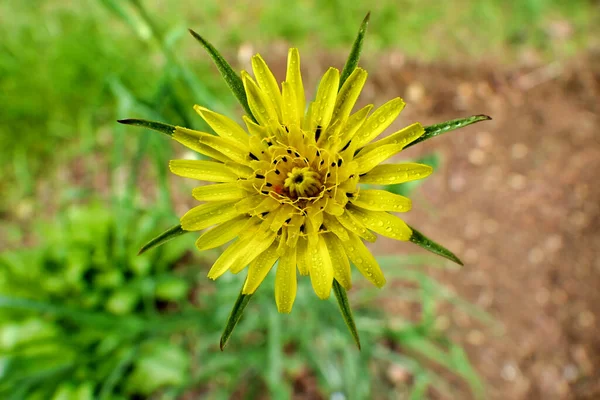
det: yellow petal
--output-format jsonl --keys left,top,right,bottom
{"left": 359, "top": 163, "right": 433, "bottom": 185}
{"left": 243, "top": 115, "right": 268, "bottom": 138}
{"left": 242, "top": 71, "right": 279, "bottom": 127}
{"left": 198, "top": 134, "right": 250, "bottom": 165}
{"left": 195, "top": 215, "right": 249, "bottom": 251}
{"left": 347, "top": 205, "right": 412, "bottom": 241}
{"left": 323, "top": 213, "right": 349, "bottom": 241}
{"left": 332, "top": 67, "right": 368, "bottom": 123}
{"left": 192, "top": 182, "right": 247, "bottom": 201}
{"left": 234, "top": 194, "right": 267, "bottom": 213}
{"left": 251, "top": 54, "right": 283, "bottom": 120}
{"left": 251, "top": 196, "right": 282, "bottom": 215}
{"left": 270, "top": 204, "right": 295, "bottom": 232}
{"left": 169, "top": 160, "right": 238, "bottom": 182}
{"left": 351, "top": 189, "right": 412, "bottom": 212}
{"left": 208, "top": 229, "right": 277, "bottom": 278}
{"left": 296, "top": 236, "right": 309, "bottom": 275}
{"left": 193, "top": 105, "right": 249, "bottom": 145}
{"left": 229, "top": 230, "right": 278, "bottom": 274}
{"left": 242, "top": 240, "right": 280, "bottom": 294}
{"left": 336, "top": 104, "right": 372, "bottom": 152}
{"left": 285, "top": 48, "right": 305, "bottom": 126}
{"left": 335, "top": 211, "right": 377, "bottom": 242}
{"left": 307, "top": 235, "right": 334, "bottom": 299}
{"left": 323, "top": 233, "right": 351, "bottom": 290}
{"left": 225, "top": 161, "right": 254, "bottom": 178}
{"left": 311, "top": 67, "right": 340, "bottom": 132}
{"left": 359, "top": 122, "right": 424, "bottom": 154}
{"left": 342, "top": 233, "right": 386, "bottom": 287}
{"left": 354, "top": 143, "right": 405, "bottom": 174}
{"left": 180, "top": 200, "right": 241, "bottom": 231}
{"left": 285, "top": 214, "right": 304, "bottom": 248}
{"left": 172, "top": 128, "right": 229, "bottom": 163}
{"left": 353, "top": 97, "right": 406, "bottom": 148}
{"left": 275, "top": 247, "right": 298, "bottom": 313}
{"left": 281, "top": 81, "right": 298, "bottom": 127}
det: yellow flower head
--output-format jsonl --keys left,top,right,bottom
{"left": 169, "top": 48, "right": 433, "bottom": 312}
{"left": 123, "top": 13, "right": 489, "bottom": 348}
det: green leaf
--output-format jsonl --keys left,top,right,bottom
{"left": 117, "top": 119, "right": 176, "bottom": 136}
{"left": 138, "top": 224, "right": 187, "bottom": 255}
{"left": 405, "top": 114, "right": 492, "bottom": 149}
{"left": 188, "top": 29, "right": 256, "bottom": 122}
{"left": 332, "top": 280, "right": 361, "bottom": 350}
{"left": 220, "top": 286, "right": 254, "bottom": 350}
{"left": 339, "top": 12, "right": 370, "bottom": 89}
{"left": 408, "top": 226, "right": 463, "bottom": 266}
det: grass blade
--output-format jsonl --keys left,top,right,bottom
{"left": 138, "top": 224, "right": 187, "bottom": 255}
{"left": 117, "top": 119, "right": 176, "bottom": 136}
{"left": 408, "top": 225, "right": 463, "bottom": 266}
{"left": 333, "top": 280, "right": 361, "bottom": 350}
{"left": 405, "top": 114, "right": 491, "bottom": 149}
{"left": 339, "top": 12, "right": 370, "bottom": 89}
{"left": 220, "top": 287, "right": 253, "bottom": 350}
{"left": 188, "top": 29, "right": 255, "bottom": 121}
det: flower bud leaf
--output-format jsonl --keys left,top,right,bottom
{"left": 405, "top": 114, "right": 492, "bottom": 149}
{"left": 408, "top": 226, "right": 463, "bottom": 266}
{"left": 117, "top": 119, "right": 176, "bottom": 136}
{"left": 339, "top": 12, "right": 370, "bottom": 89}
{"left": 333, "top": 279, "right": 361, "bottom": 350}
{"left": 188, "top": 29, "right": 255, "bottom": 122}
{"left": 138, "top": 224, "right": 187, "bottom": 255}
{"left": 220, "top": 287, "right": 254, "bottom": 350}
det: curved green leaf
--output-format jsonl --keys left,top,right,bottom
{"left": 408, "top": 226, "right": 463, "bottom": 266}
{"left": 117, "top": 119, "right": 176, "bottom": 136}
{"left": 333, "top": 280, "right": 361, "bottom": 350}
{"left": 138, "top": 224, "right": 187, "bottom": 255}
{"left": 339, "top": 12, "right": 370, "bottom": 89}
{"left": 188, "top": 29, "right": 256, "bottom": 122}
{"left": 405, "top": 114, "right": 492, "bottom": 149}
{"left": 220, "top": 286, "right": 253, "bottom": 350}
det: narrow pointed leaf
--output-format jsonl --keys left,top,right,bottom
{"left": 405, "top": 115, "right": 491, "bottom": 149}
{"left": 188, "top": 29, "right": 256, "bottom": 122}
{"left": 408, "top": 225, "right": 463, "bottom": 266}
{"left": 138, "top": 224, "right": 187, "bottom": 255}
{"left": 339, "top": 12, "right": 370, "bottom": 89}
{"left": 332, "top": 279, "right": 361, "bottom": 350}
{"left": 220, "top": 287, "right": 253, "bottom": 350}
{"left": 117, "top": 119, "right": 176, "bottom": 136}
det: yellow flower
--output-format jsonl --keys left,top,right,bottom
{"left": 168, "top": 49, "right": 433, "bottom": 313}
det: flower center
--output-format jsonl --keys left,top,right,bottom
{"left": 284, "top": 167, "right": 322, "bottom": 198}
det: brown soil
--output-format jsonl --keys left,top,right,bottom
{"left": 352, "top": 51, "right": 599, "bottom": 399}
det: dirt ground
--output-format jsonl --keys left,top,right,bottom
{"left": 349, "top": 50, "right": 599, "bottom": 399}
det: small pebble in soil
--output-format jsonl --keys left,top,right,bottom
{"left": 468, "top": 148, "right": 486, "bottom": 165}
{"left": 511, "top": 143, "right": 529, "bottom": 159}
{"left": 508, "top": 173, "right": 527, "bottom": 190}
{"left": 476, "top": 131, "right": 494, "bottom": 149}
{"left": 577, "top": 310, "right": 595, "bottom": 328}
{"left": 544, "top": 234, "right": 563, "bottom": 252}
{"left": 527, "top": 247, "right": 544, "bottom": 264}
{"left": 501, "top": 362, "right": 519, "bottom": 381}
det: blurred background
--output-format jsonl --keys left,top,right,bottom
{"left": 1, "top": 0, "right": 598, "bottom": 399}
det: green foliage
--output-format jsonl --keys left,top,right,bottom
{"left": 0, "top": 202, "right": 491, "bottom": 399}
{"left": 0, "top": 204, "right": 196, "bottom": 399}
